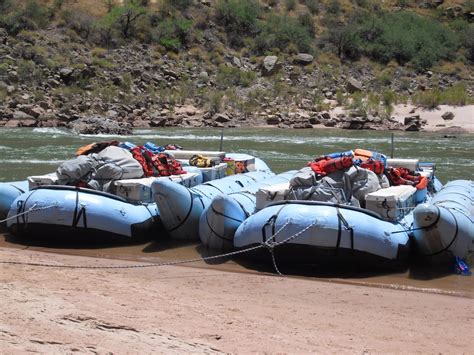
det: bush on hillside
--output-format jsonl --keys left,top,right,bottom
{"left": 164, "top": 0, "right": 193, "bottom": 11}
{"left": 0, "top": 0, "right": 51, "bottom": 35}
{"left": 215, "top": 0, "right": 261, "bottom": 46}
{"left": 463, "top": 24, "right": 474, "bottom": 62}
{"left": 302, "top": 0, "right": 319, "bottom": 15}
{"left": 216, "top": 65, "right": 256, "bottom": 88}
{"left": 149, "top": 16, "right": 193, "bottom": 52}
{"left": 325, "top": 11, "right": 458, "bottom": 69}
{"left": 254, "top": 14, "right": 313, "bottom": 54}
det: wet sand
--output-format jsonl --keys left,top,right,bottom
{"left": 1, "top": 244, "right": 473, "bottom": 353}
{"left": 1, "top": 232, "right": 472, "bottom": 299}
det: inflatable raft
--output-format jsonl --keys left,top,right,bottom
{"left": 199, "top": 170, "right": 298, "bottom": 250}
{"left": 7, "top": 186, "right": 160, "bottom": 240}
{"left": 152, "top": 170, "right": 274, "bottom": 241}
{"left": 0, "top": 180, "right": 28, "bottom": 221}
{"left": 234, "top": 201, "right": 411, "bottom": 268}
{"left": 412, "top": 180, "right": 473, "bottom": 259}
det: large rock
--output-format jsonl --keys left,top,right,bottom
{"left": 69, "top": 117, "right": 132, "bottom": 135}
{"left": 441, "top": 111, "right": 454, "bottom": 120}
{"left": 346, "top": 77, "right": 363, "bottom": 93}
{"left": 294, "top": 53, "right": 314, "bottom": 65}
{"left": 262, "top": 56, "right": 280, "bottom": 76}
{"left": 13, "top": 111, "right": 35, "bottom": 120}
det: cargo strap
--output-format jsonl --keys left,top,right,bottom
{"left": 421, "top": 206, "right": 459, "bottom": 257}
{"left": 335, "top": 207, "right": 354, "bottom": 255}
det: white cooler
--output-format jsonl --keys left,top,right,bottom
{"left": 200, "top": 162, "right": 227, "bottom": 182}
{"left": 256, "top": 182, "right": 291, "bottom": 210}
{"left": 28, "top": 173, "right": 60, "bottom": 189}
{"left": 113, "top": 172, "right": 200, "bottom": 202}
{"left": 365, "top": 185, "right": 416, "bottom": 221}
{"left": 386, "top": 158, "right": 419, "bottom": 171}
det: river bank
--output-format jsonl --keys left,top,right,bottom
{"left": 1, "top": 247, "right": 472, "bottom": 353}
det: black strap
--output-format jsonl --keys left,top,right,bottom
{"left": 261, "top": 205, "right": 287, "bottom": 244}
{"left": 335, "top": 207, "right": 354, "bottom": 254}
{"left": 423, "top": 207, "right": 459, "bottom": 257}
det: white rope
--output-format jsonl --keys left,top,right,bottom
{"left": 0, "top": 218, "right": 315, "bottom": 274}
{"left": 0, "top": 204, "right": 58, "bottom": 224}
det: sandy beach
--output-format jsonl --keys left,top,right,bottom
{"left": 392, "top": 104, "right": 474, "bottom": 133}
{"left": 1, "top": 247, "right": 473, "bottom": 353}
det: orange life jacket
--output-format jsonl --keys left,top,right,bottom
{"left": 360, "top": 159, "right": 385, "bottom": 175}
{"left": 309, "top": 156, "right": 353, "bottom": 177}
{"left": 353, "top": 148, "right": 373, "bottom": 162}
{"left": 388, "top": 167, "right": 429, "bottom": 190}
{"left": 75, "top": 141, "right": 120, "bottom": 156}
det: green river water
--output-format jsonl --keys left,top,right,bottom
{"left": 1, "top": 127, "right": 473, "bottom": 297}
{"left": 0, "top": 127, "right": 473, "bottom": 182}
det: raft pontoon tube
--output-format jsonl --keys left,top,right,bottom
{"left": 233, "top": 200, "right": 411, "bottom": 269}
{"left": 412, "top": 180, "right": 473, "bottom": 259}
{"left": 152, "top": 170, "right": 274, "bottom": 241}
{"left": 0, "top": 180, "right": 28, "bottom": 221}
{"left": 199, "top": 171, "right": 298, "bottom": 250}
{"left": 7, "top": 185, "right": 160, "bottom": 240}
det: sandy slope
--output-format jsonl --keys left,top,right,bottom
{"left": 1, "top": 248, "right": 473, "bottom": 354}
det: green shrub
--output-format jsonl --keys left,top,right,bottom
{"left": 413, "top": 90, "right": 441, "bottom": 109}
{"left": 0, "top": 0, "right": 52, "bottom": 35}
{"left": 255, "top": 15, "right": 313, "bottom": 54}
{"left": 303, "top": 0, "right": 319, "bottom": 14}
{"left": 326, "top": 11, "right": 458, "bottom": 69}
{"left": 298, "top": 12, "right": 315, "bottom": 38}
{"left": 327, "top": 0, "right": 341, "bottom": 15}
{"left": 215, "top": 0, "right": 261, "bottom": 46}
{"left": 216, "top": 65, "right": 256, "bottom": 88}
{"left": 150, "top": 17, "right": 192, "bottom": 52}
{"left": 285, "top": 0, "right": 296, "bottom": 12}
{"left": 164, "top": 0, "right": 193, "bottom": 11}
{"left": 463, "top": 24, "right": 474, "bottom": 62}
{"left": 17, "top": 59, "right": 44, "bottom": 84}
{"left": 439, "top": 83, "right": 471, "bottom": 106}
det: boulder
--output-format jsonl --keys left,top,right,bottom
{"left": 262, "top": 56, "right": 280, "bottom": 76}
{"left": 404, "top": 115, "right": 421, "bottom": 126}
{"left": 20, "top": 119, "right": 37, "bottom": 127}
{"left": 13, "top": 111, "right": 35, "bottom": 120}
{"left": 69, "top": 117, "right": 132, "bottom": 135}
{"left": 59, "top": 67, "right": 75, "bottom": 84}
{"left": 441, "top": 111, "right": 455, "bottom": 120}
{"left": 4, "top": 120, "right": 20, "bottom": 127}
{"left": 294, "top": 53, "right": 314, "bottom": 65}
{"left": 346, "top": 77, "right": 363, "bottom": 93}
{"left": 213, "top": 113, "right": 231, "bottom": 123}
{"left": 266, "top": 116, "right": 281, "bottom": 125}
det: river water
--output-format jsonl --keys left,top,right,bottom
{"left": 0, "top": 127, "right": 473, "bottom": 297}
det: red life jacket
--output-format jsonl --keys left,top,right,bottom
{"left": 151, "top": 153, "right": 185, "bottom": 176}
{"left": 388, "top": 167, "right": 429, "bottom": 190}
{"left": 131, "top": 146, "right": 155, "bottom": 177}
{"left": 309, "top": 156, "right": 353, "bottom": 177}
{"left": 360, "top": 159, "right": 385, "bottom": 175}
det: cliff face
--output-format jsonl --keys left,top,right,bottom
{"left": 0, "top": 0, "right": 473, "bottom": 132}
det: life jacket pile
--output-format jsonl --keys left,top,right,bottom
{"left": 309, "top": 156, "right": 354, "bottom": 177}
{"left": 189, "top": 154, "right": 221, "bottom": 168}
{"left": 131, "top": 146, "right": 185, "bottom": 177}
{"left": 387, "top": 167, "right": 429, "bottom": 190}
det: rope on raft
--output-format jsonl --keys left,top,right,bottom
{"left": 0, "top": 204, "right": 57, "bottom": 224}
{"left": 0, "top": 220, "right": 317, "bottom": 276}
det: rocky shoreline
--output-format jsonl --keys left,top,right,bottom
{"left": 1, "top": 28, "right": 473, "bottom": 135}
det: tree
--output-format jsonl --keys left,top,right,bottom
{"left": 102, "top": 2, "right": 146, "bottom": 38}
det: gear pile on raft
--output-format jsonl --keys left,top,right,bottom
{"left": 0, "top": 143, "right": 472, "bottom": 272}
